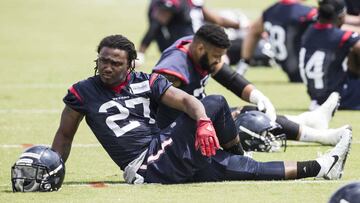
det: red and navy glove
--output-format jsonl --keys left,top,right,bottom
{"left": 195, "top": 118, "right": 220, "bottom": 157}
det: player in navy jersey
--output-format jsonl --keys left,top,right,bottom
{"left": 300, "top": 0, "right": 360, "bottom": 110}
{"left": 136, "top": 0, "right": 240, "bottom": 67}
{"left": 153, "top": 24, "right": 350, "bottom": 150}
{"left": 242, "top": 0, "right": 317, "bottom": 83}
{"left": 51, "top": 34, "right": 352, "bottom": 184}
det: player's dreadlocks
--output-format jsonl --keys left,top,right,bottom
{"left": 94, "top": 34, "right": 137, "bottom": 75}
{"left": 318, "top": 0, "right": 346, "bottom": 21}
{"left": 194, "top": 24, "right": 231, "bottom": 49}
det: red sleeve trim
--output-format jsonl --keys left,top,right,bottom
{"left": 306, "top": 8, "right": 317, "bottom": 21}
{"left": 149, "top": 73, "right": 159, "bottom": 87}
{"left": 153, "top": 68, "right": 189, "bottom": 84}
{"left": 339, "top": 31, "right": 353, "bottom": 48}
{"left": 69, "top": 86, "right": 82, "bottom": 102}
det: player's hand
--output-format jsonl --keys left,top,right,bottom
{"left": 249, "top": 89, "right": 277, "bottom": 122}
{"left": 134, "top": 52, "right": 145, "bottom": 68}
{"left": 195, "top": 118, "right": 220, "bottom": 157}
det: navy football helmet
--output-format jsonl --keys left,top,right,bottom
{"left": 11, "top": 145, "right": 65, "bottom": 192}
{"left": 234, "top": 111, "right": 286, "bottom": 152}
{"left": 329, "top": 182, "right": 360, "bottom": 203}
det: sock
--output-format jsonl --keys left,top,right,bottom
{"left": 275, "top": 115, "right": 300, "bottom": 140}
{"left": 297, "top": 161, "right": 321, "bottom": 178}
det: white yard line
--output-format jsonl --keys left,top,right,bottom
{"left": 0, "top": 180, "right": 358, "bottom": 188}
{"left": 0, "top": 109, "right": 61, "bottom": 114}
{"left": 0, "top": 144, "right": 101, "bottom": 148}
{"left": 0, "top": 83, "right": 69, "bottom": 89}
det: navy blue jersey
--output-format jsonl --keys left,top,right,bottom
{"left": 300, "top": 23, "right": 360, "bottom": 103}
{"left": 63, "top": 72, "right": 172, "bottom": 170}
{"left": 149, "top": 0, "right": 195, "bottom": 51}
{"left": 345, "top": 0, "right": 360, "bottom": 15}
{"left": 263, "top": 0, "right": 317, "bottom": 82}
{"left": 153, "top": 36, "right": 210, "bottom": 128}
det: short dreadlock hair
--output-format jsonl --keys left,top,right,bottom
{"left": 94, "top": 34, "right": 137, "bottom": 74}
{"left": 194, "top": 24, "right": 231, "bottom": 49}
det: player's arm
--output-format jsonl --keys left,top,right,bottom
{"left": 348, "top": 40, "right": 360, "bottom": 76}
{"left": 139, "top": 20, "right": 161, "bottom": 54}
{"left": 210, "top": 61, "right": 277, "bottom": 121}
{"left": 242, "top": 17, "right": 264, "bottom": 61}
{"left": 161, "top": 86, "right": 206, "bottom": 121}
{"left": 158, "top": 73, "right": 183, "bottom": 87}
{"left": 202, "top": 8, "right": 240, "bottom": 29}
{"left": 51, "top": 105, "right": 84, "bottom": 163}
{"left": 344, "top": 14, "right": 360, "bottom": 26}
{"left": 160, "top": 86, "right": 220, "bottom": 156}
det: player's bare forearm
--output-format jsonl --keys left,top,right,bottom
{"left": 161, "top": 86, "right": 207, "bottom": 121}
{"left": 51, "top": 106, "right": 83, "bottom": 162}
{"left": 242, "top": 18, "right": 264, "bottom": 60}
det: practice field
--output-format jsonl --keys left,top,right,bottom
{"left": 0, "top": 0, "right": 359, "bottom": 202}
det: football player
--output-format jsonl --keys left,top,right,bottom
{"left": 152, "top": 24, "right": 349, "bottom": 152}
{"left": 52, "top": 34, "right": 352, "bottom": 184}
{"left": 137, "top": 0, "right": 240, "bottom": 66}
{"left": 242, "top": 0, "right": 317, "bottom": 83}
{"left": 300, "top": 0, "right": 360, "bottom": 110}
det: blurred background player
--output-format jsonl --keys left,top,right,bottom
{"left": 152, "top": 24, "right": 349, "bottom": 153}
{"left": 137, "top": 0, "right": 241, "bottom": 67}
{"left": 242, "top": 0, "right": 317, "bottom": 83}
{"left": 300, "top": 0, "right": 360, "bottom": 110}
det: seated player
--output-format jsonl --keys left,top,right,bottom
{"left": 49, "top": 34, "right": 352, "bottom": 185}
{"left": 152, "top": 24, "right": 348, "bottom": 155}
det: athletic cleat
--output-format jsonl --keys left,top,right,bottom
{"left": 316, "top": 128, "right": 352, "bottom": 180}
{"left": 300, "top": 92, "right": 340, "bottom": 129}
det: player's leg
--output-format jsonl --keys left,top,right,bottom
{"left": 193, "top": 128, "right": 352, "bottom": 181}
{"left": 235, "top": 104, "right": 346, "bottom": 146}
{"left": 143, "top": 95, "right": 245, "bottom": 183}
{"left": 275, "top": 115, "right": 349, "bottom": 145}
{"left": 338, "top": 78, "right": 360, "bottom": 110}
{"left": 201, "top": 95, "right": 245, "bottom": 155}
{"left": 285, "top": 92, "right": 340, "bottom": 129}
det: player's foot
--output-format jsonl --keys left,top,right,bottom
{"left": 315, "top": 125, "right": 351, "bottom": 146}
{"left": 244, "top": 151, "right": 253, "bottom": 158}
{"left": 316, "top": 128, "right": 352, "bottom": 180}
{"left": 300, "top": 92, "right": 340, "bottom": 129}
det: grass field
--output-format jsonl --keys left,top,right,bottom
{"left": 0, "top": 0, "right": 359, "bottom": 202}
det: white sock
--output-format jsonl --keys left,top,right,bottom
{"left": 298, "top": 126, "right": 344, "bottom": 145}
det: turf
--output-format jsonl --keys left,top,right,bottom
{"left": 0, "top": 0, "right": 359, "bottom": 202}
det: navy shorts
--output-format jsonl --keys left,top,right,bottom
{"left": 139, "top": 95, "right": 285, "bottom": 184}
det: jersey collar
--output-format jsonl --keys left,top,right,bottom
{"left": 111, "top": 72, "right": 131, "bottom": 94}
{"left": 313, "top": 22, "right": 333, "bottom": 29}
{"left": 280, "top": 0, "right": 298, "bottom": 5}
{"left": 176, "top": 39, "right": 209, "bottom": 77}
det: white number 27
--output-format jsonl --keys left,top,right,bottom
{"left": 99, "top": 97, "right": 155, "bottom": 137}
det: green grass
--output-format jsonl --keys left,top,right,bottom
{"left": 1, "top": 0, "right": 359, "bottom": 202}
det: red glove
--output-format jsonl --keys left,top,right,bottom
{"left": 195, "top": 118, "right": 220, "bottom": 157}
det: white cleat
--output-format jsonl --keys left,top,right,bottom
{"left": 316, "top": 125, "right": 351, "bottom": 146}
{"left": 301, "top": 92, "right": 340, "bottom": 129}
{"left": 316, "top": 128, "right": 352, "bottom": 180}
